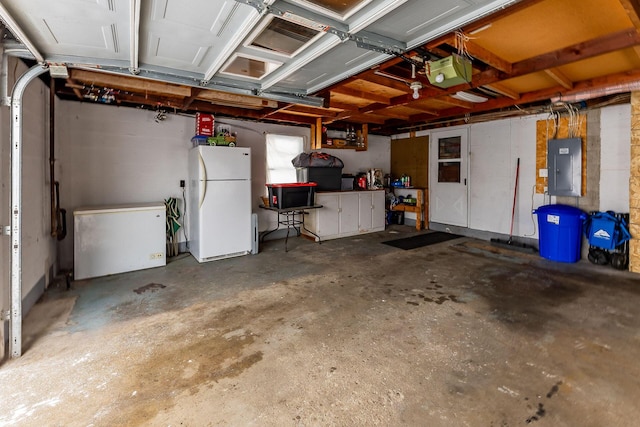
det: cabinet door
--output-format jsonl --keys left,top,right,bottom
{"left": 371, "top": 191, "right": 386, "bottom": 230}
{"left": 315, "top": 193, "right": 340, "bottom": 237}
{"left": 358, "top": 193, "right": 373, "bottom": 232}
{"left": 339, "top": 193, "right": 359, "bottom": 234}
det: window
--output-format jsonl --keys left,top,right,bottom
{"left": 248, "top": 15, "right": 323, "bottom": 57}
{"left": 266, "top": 134, "right": 304, "bottom": 184}
{"left": 437, "top": 136, "right": 462, "bottom": 183}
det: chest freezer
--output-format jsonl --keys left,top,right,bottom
{"left": 74, "top": 203, "right": 166, "bottom": 280}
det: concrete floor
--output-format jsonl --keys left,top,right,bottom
{"left": 1, "top": 226, "right": 640, "bottom": 426}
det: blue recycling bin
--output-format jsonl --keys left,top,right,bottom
{"left": 533, "top": 204, "right": 587, "bottom": 263}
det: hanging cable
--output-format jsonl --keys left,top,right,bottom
{"left": 524, "top": 184, "right": 538, "bottom": 237}
{"left": 455, "top": 30, "right": 474, "bottom": 60}
{"left": 181, "top": 186, "right": 189, "bottom": 250}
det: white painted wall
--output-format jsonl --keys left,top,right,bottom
{"left": 56, "top": 103, "right": 390, "bottom": 269}
{"left": 600, "top": 103, "right": 630, "bottom": 213}
{"left": 1, "top": 58, "right": 57, "bottom": 355}
{"left": 468, "top": 115, "right": 542, "bottom": 238}
{"left": 410, "top": 116, "right": 545, "bottom": 238}
{"left": 394, "top": 105, "right": 632, "bottom": 240}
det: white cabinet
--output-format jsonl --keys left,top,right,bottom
{"left": 304, "top": 190, "right": 384, "bottom": 241}
{"left": 358, "top": 191, "right": 385, "bottom": 233}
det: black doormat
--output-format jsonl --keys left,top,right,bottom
{"left": 382, "top": 231, "right": 463, "bottom": 250}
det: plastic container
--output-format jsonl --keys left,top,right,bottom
{"left": 296, "top": 167, "right": 342, "bottom": 191}
{"left": 533, "top": 204, "right": 587, "bottom": 263}
{"left": 266, "top": 183, "right": 317, "bottom": 209}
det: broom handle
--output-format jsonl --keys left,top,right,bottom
{"left": 510, "top": 158, "right": 520, "bottom": 238}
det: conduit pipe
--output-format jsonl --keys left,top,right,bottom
{"left": 550, "top": 80, "right": 640, "bottom": 104}
{"left": 50, "top": 78, "right": 57, "bottom": 237}
{"left": 10, "top": 64, "right": 48, "bottom": 359}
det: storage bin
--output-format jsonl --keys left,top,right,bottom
{"left": 267, "top": 183, "right": 317, "bottom": 209}
{"left": 296, "top": 167, "right": 342, "bottom": 191}
{"left": 585, "top": 211, "right": 631, "bottom": 250}
{"left": 533, "top": 204, "right": 587, "bottom": 263}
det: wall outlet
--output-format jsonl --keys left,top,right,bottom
{"left": 150, "top": 252, "right": 164, "bottom": 260}
{"left": 180, "top": 180, "right": 185, "bottom": 188}
{"left": 538, "top": 168, "right": 548, "bottom": 178}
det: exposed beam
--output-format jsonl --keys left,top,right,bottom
{"left": 372, "top": 108, "right": 411, "bottom": 120}
{"left": 404, "top": 104, "right": 439, "bottom": 115}
{"left": 197, "top": 89, "right": 278, "bottom": 109}
{"left": 281, "top": 105, "right": 341, "bottom": 117}
{"left": 182, "top": 88, "right": 202, "bottom": 110}
{"left": 545, "top": 68, "right": 573, "bottom": 90}
{"left": 466, "top": 41, "right": 512, "bottom": 73}
{"left": 262, "top": 112, "right": 320, "bottom": 125}
{"left": 618, "top": 0, "right": 640, "bottom": 58}
{"left": 358, "top": 102, "right": 396, "bottom": 115}
{"left": 328, "top": 101, "right": 360, "bottom": 111}
{"left": 511, "top": 29, "right": 640, "bottom": 76}
{"left": 360, "top": 72, "right": 412, "bottom": 92}
{"left": 331, "top": 86, "right": 391, "bottom": 104}
{"left": 619, "top": 0, "right": 640, "bottom": 29}
{"left": 463, "top": 0, "right": 549, "bottom": 31}
{"left": 70, "top": 69, "right": 191, "bottom": 97}
{"left": 483, "top": 83, "right": 520, "bottom": 99}
{"left": 261, "top": 103, "right": 293, "bottom": 119}
{"left": 412, "top": 68, "right": 640, "bottom": 125}
{"left": 437, "top": 96, "right": 474, "bottom": 109}
{"left": 65, "top": 79, "right": 85, "bottom": 100}
{"left": 322, "top": 26, "right": 640, "bottom": 122}
{"left": 347, "top": 113, "right": 387, "bottom": 125}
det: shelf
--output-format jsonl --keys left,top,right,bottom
{"left": 390, "top": 187, "right": 428, "bottom": 231}
{"left": 311, "top": 121, "right": 368, "bottom": 151}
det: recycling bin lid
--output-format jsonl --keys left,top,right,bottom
{"left": 533, "top": 204, "right": 586, "bottom": 216}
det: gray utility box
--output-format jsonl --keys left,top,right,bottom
{"left": 548, "top": 138, "right": 582, "bottom": 197}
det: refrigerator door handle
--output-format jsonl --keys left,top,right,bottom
{"left": 199, "top": 154, "right": 207, "bottom": 208}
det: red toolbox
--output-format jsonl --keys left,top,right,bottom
{"left": 266, "top": 183, "right": 317, "bottom": 209}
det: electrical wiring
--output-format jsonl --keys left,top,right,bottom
{"left": 524, "top": 183, "right": 538, "bottom": 237}
{"left": 455, "top": 30, "right": 474, "bottom": 60}
{"left": 398, "top": 95, "right": 622, "bottom": 132}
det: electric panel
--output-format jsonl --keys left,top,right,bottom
{"left": 547, "top": 138, "right": 582, "bottom": 197}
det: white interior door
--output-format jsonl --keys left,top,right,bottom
{"left": 429, "top": 129, "right": 469, "bottom": 227}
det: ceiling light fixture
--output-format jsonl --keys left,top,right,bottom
{"left": 469, "top": 23, "right": 492, "bottom": 35}
{"left": 410, "top": 81, "right": 422, "bottom": 99}
{"left": 451, "top": 91, "right": 488, "bottom": 103}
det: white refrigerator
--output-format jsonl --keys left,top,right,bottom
{"left": 188, "top": 145, "right": 252, "bottom": 262}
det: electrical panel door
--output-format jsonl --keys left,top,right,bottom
{"left": 547, "top": 138, "right": 582, "bottom": 197}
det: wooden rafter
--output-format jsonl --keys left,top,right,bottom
{"left": 545, "top": 68, "right": 574, "bottom": 90}
{"left": 331, "top": 86, "right": 391, "bottom": 104}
